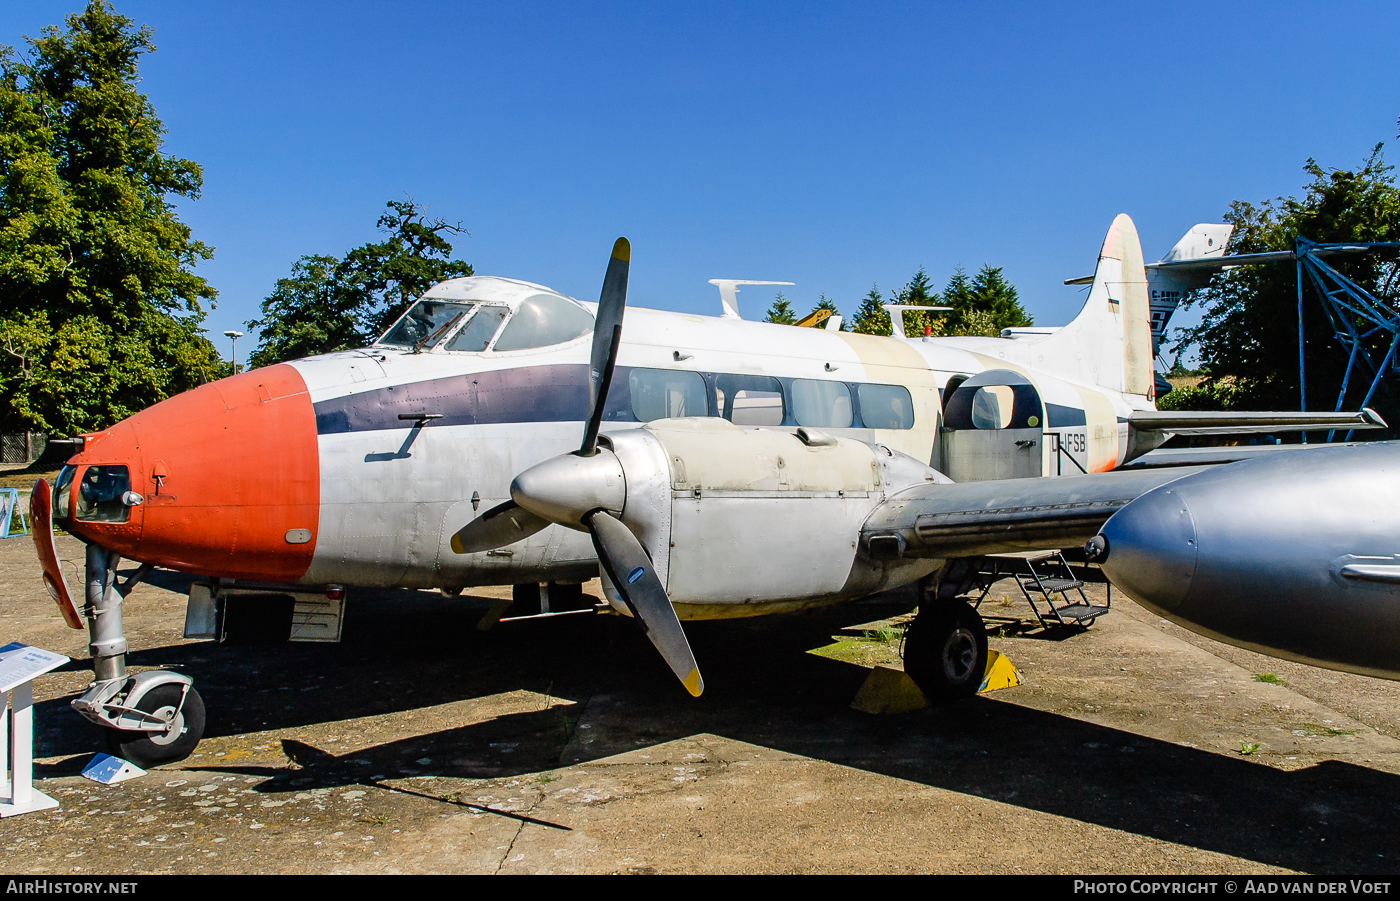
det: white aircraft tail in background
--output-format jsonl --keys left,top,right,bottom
{"left": 1063, "top": 221, "right": 1235, "bottom": 366}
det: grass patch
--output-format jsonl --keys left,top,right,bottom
{"left": 862, "top": 625, "right": 902, "bottom": 644}
{"left": 1293, "top": 723, "right": 1359, "bottom": 737}
{"left": 809, "top": 635, "right": 904, "bottom": 668}
{"left": 1253, "top": 673, "right": 1286, "bottom": 685}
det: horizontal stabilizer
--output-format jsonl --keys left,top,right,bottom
{"left": 1129, "top": 408, "right": 1386, "bottom": 436}
{"left": 861, "top": 467, "right": 1209, "bottom": 558}
{"left": 1146, "top": 250, "right": 1295, "bottom": 272}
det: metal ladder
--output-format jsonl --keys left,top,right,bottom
{"left": 1017, "top": 551, "right": 1109, "bottom": 628}
{"left": 974, "top": 551, "right": 1110, "bottom": 629}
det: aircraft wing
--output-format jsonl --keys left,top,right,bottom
{"left": 861, "top": 467, "right": 1211, "bottom": 559}
{"left": 1117, "top": 444, "right": 1319, "bottom": 468}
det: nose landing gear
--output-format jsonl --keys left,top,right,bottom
{"left": 69, "top": 544, "right": 206, "bottom": 768}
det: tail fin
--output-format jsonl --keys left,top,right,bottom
{"left": 1035, "top": 213, "right": 1154, "bottom": 399}
{"left": 1146, "top": 223, "right": 1234, "bottom": 354}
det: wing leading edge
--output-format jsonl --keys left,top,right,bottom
{"left": 862, "top": 467, "right": 1211, "bottom": 559}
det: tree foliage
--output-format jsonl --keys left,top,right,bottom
{"left": 806, "top": 294, "right": 846, "bottom": 330}
{"left": 763, "top": 291, "right": 796, "bottom": 325}
{"left": 848, "top": 265, "right": 1031, "bottom": 337}
{"left": 0, "top": 1, "right": 225, "bottom": 435}
{"left": 247, "top": 200, "right": 473, "bottom": 367}
{"left": 941, "top": 264, "right": 1032, "bottom": 336}
{"left": 1169, "top": 146, "right": 1400, "bottom": 421}
{"left": 850, "top": 284, "right": 891, "bottom": 335}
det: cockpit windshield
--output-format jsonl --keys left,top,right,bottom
{"left": 377, "top": 300, "right": 476, "bottom": 349}
{"left": 491, "top": 294, "right": 594, "bottom": 351}
{"left": 376, "top": 292, "right": 597, "bottom": 353}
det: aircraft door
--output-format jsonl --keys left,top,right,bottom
{"left": 939, "top": 370, "right": 1044, "bottom": 482}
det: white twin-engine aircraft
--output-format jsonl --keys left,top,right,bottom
{"left": 31, "top": 214, "right": 1381, "bottom": 766}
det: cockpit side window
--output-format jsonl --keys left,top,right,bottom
{"left": 446, "top": 305, "right": 510, "bottom": 352}
{"left": 491, "top": 294, "right": 595, "bottom": 352}
{"left": 75, "top": 465, "right": 131, "bottom": 523}
{"left": 377, "top": 300, "right": 476, "bottom": 348}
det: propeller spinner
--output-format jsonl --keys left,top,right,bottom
{"left": 451, "top": 238, "right": 704, "bottom": 697}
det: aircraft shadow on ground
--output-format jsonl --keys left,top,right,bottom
{"left": 31, "top": 584, "right": 1400, "bottom": 874}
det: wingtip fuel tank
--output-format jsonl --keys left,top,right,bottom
{"left": 1093, "top": 441, "right": 1400, "bottom": 680}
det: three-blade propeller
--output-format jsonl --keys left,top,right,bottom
{"left": 451, "top": 238, "right": 704, "bottom": 697}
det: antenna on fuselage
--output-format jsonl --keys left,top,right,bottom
{"left": 707, "top": 279, "right": 795, "bottom": 319}
{"left": 882, "top": 303, "right": 952, "bottom": 340}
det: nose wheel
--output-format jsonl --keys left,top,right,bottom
{"left": 902, "top": 600, "right": 988, "bottom": 701}
{"left": 104, "top": 684, "right": 206, "bottom": 769}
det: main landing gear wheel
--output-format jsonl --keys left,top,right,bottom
{"left": 902, "top": 601, "right": 988, "bottom": 702}
{"left": 104, "top": 684, "right": 206, "bottom": 768}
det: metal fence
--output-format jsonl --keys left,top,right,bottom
{"left": 0, "top": 432, "right": 47, "bottom": 464}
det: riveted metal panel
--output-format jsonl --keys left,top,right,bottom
{"left": 605, "top": 429, "right": 674, "bottom": 590}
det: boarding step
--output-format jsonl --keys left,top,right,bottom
{"left": 976, "top": 550, "right": 1110, "bottom": 630}
{"left": 1020, "top": 577, "right": 1083, "bottom": 593}
{"left": 1049, "top": 603, "right": 1111, "bottom": 623}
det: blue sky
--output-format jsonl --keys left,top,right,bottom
{"left": 5, "top": 2, "right": 1399, "bottom": 365}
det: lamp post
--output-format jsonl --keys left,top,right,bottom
{"left": 223, "top": 330, "right": 244, "bottom": 375}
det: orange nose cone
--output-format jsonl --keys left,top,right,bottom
{"left": 65, "top": 364, "right": 320, "bottom": 583}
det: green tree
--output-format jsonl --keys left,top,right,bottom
{"left": 851, "top": 284, "right": 892, "bottom": 335}
{"left": 940, "top": 265, "right": 1033, "bottom": 336}
{"left": 806, "top": 294, "right": 847, "bottom": 330}
{"left": 0, "top": 1, "right": 225, "bottom": 435}
{"left": 764, "top": 291, "right": 797, "bottom": 325}
{"left": 1170, "top": 147, "right": 1400, "bottom": 420}
{"left": 247, "top": 200, "right": 473, "bottom": 367}
{"left": 891, "top": 266, "right": 942, "bottom": 336}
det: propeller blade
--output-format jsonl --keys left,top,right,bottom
{"left": 450, "top": 500, "right": 549, "bottom": 555}
{"left": 587, "top": 510, "right": 703, "bottom": 697}
{"left": 580, "top": 237, "right": 629, "bottom": 456}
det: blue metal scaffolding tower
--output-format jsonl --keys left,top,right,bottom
{"left": 1293, "top": 239, "right": 1400, "bottom": 440}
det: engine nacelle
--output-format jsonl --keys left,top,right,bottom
{"left": 601, "top": 418, "right": 946, "bottom": 619}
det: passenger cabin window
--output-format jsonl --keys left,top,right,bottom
{"left": 630, "top": 369, "right": 707, "bottom": 422}
{"left": 492, "top": 294, "right": 594, "bottom": 351}
{"left": 446, "top": 305, "right": 510, "bottom": 352}
{"left": 858, "top": 384, "right": 915, "bottom": 430}
{"left": 943, "top": 379, "right": 1042, "bottom": 431}
{"left": 970, "top": 385, "right": 1015, "bottom": 429}
{"left": 378, "top": 300, "right": 476, "bottom": 349}
{"left": 792, "top": 379, "right": 853, "bottom": 428}
{"left": 715, "top": 374, "right": 784, "bottom": 426}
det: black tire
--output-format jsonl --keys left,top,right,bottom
{"left": 902, "top": 601, "right": 988, "bottom": 702}
{"left": 105, "top": 684, "right": 206, "bottom": 768}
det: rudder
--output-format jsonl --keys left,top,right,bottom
{"left": 1035, "top": 213, "right": 1154, "bottom": 399}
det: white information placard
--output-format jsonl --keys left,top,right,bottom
{"left": 0, "top": 642, "right": 70, "bottom": 817}
{"left": 0, "top": 642, "right": 68, "bottom": 693}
